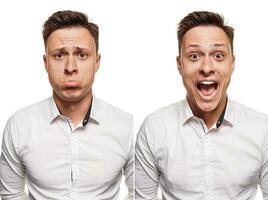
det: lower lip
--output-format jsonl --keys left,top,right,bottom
{"left": 63, "top": 81, "right": 80, "bottom": 88}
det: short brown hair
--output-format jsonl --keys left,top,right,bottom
{"left": 177, "top": 11, "right": 234, "bottom": 54}
{"left": 43, "top": 10, "right": 99, "bottom": 52}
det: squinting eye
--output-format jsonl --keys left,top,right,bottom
{"left": 78, "top": 53, "right": 87, "bottom": 58}
{"left": 55, "top": 53, "right": 64, "bottom": 59}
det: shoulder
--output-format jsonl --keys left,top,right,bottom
{"left": 3, "top": 98, "right": 51, "bottom": 144}
{"left": 11, "top": 98, "right": 51, "bottom": 122}
{"left": 94, "top": 97, "right": 133, "bottom": 122}
{"left": 92, "top": 97, "right": 133, "bottom": 146}
{"left": 138, "top": 100, "right": 184, "bottom": 137}
{"left": 144, "top": 100, "right": 184, "bottom": 124}
{"left": 229, "top": 101, "right": 268, "bottom": 153}
{"left": 229, "top": 100, "right": 268, "bottom": 124}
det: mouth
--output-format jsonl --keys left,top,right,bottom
{"left": 196, "top": 80, "right": 218, "bottom": 99}
{"left": 62, "top": 81, "right": 81, "bottom": 90}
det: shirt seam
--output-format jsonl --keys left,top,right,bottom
{"left": 147, "top": 117, "right": 158, "bottom": 170}
{"left": 11, "top": 115, "right": 21, "bottom": 159}
{"left": 261, "top": 130, "right": 268, "bottom": 165}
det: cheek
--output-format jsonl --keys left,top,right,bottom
{"left": 80, "top": 61, "right": 97, "bottom": 74}
{"left": 47, "top": 69, "right": 63, "bottom": 88}
{"left": 79, "top": 67, "right": 96, "bottom": 86}
{"left": 220, "top": 66, "right": 233, "bottom": 82}
{"left": 180, "top": 66, "right": 199, "bottom": 93}
{"left": 181, "top": 77, "right": 194, "bottom": 94}
{"left": 47, "top": 61, "right": 64, "bottom": 73}
{"left": 181, "top": 68, "right": 198, "bottom": 85}
{"left": 47, "top": 68, "right": 61, "bottom": 80}
{"left": 181, "top": 60, "right": 200, "bottom": 74}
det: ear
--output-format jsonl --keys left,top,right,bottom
{"left": 94, "top": 53, "right": 101, "bottom": 73}
{"left": 231, "top": 55, "right": 235, "bottom": 74}
{"left": 176, "top": 55, "right": 182, "bottom": 75}
{"left": 43, "top": 54, "right": 48, "bottom": 72}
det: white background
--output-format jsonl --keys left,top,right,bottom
{"left": 0, "top": 0, "right": 268, "bottom": 199}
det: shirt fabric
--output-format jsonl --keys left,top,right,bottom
{"left": 135, "top": 99, "right": 268, "bottom": 200}
{"left": 0, "top": 96, "right": 133, "bottom": 200}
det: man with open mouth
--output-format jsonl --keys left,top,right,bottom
{"left": 135, "top": 11, "right": 268, "bottom": 200}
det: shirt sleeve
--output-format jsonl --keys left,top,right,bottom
{"left": 259, "top": 123, "right": 268, "bottom": 200}
{"left": 0, "top": 116, "right": 27, "bottom": 200}
{"left": 135, "top": 118, "right": 161, "bottom": 200}
{"left": 122, "top": 117, "right": 134, "bottom": 200}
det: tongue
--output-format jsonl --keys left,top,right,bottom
{"left": 199, "top": 84, "right": 215, "bottom": 96}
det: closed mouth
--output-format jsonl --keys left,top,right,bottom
{"left": 62, "top": 81, "right": 81, "bottom": 89}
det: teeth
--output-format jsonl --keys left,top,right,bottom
{"left": 200, "top": 81, "right": 216, "bottom": 85}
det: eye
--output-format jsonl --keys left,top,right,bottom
{"left": 78, "top": 52, "right": 87, "bottom": 59}
{"left": 215, "top": 52, "right": 225, "bottom": 60}
{"left": 189, "top": 53, "right": 200, "bottom": 61}
{"left": 54, "top": 52, "right": 64, "bottom": 59}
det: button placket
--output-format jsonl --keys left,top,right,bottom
{"left": 70, "top": 132, "right": 79, "bottom": 199}
{"left": 203, "top": 134, "right": 213, "bottom": 200}
{"left": 64, "top": 118, "right": 79, "bottom": 200}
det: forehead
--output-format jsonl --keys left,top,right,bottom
{"left": 46, "top": 27, "right": 95, "bottom": 50}
{"left": 182, "top": 25, "right": 230, "bottom": 50}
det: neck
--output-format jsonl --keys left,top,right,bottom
{"left": 187, "top": 96, "right": 227, "bottom": 129}
{"left": 53, "top": 91, "right": 93, "bottom": 127}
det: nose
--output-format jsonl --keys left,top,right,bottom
{"left": 64, "top": 56, "right": 78, "bottom": 75}
{"left": 199, "top": 56, "right": 214, "bottom": 76}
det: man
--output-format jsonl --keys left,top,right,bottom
{"left": 135, "top": 11, "right": 268, "bottom": 199}
{"left": 0, "top": 10, "right": 133, "bottom": 200}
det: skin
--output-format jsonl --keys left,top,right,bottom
{"left": 43, "top": 27, "right": 100, "bottom": 126}
{"left": 177, "top": 25, "right": 235, "bottom": 128}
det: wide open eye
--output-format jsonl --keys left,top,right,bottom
{"left": 189, "top": 53, "right": 200, "bottom": 61}
{"left": 215, "top": 52, "right": 225, "bottom": 60}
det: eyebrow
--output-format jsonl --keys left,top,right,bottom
{"left": 74, "top": 46, "right": 89, "bottom": 52}
{"left": 186, "top": 44, "right": 200, "bottom": 49}
{"left": 51, "top": 46, "right": 89, "bottom": 52}
{"left": 213, "top": 43, "right": 226, "bottom": 47}
{"left": 51, "top": 47, "right": 66, "bottom": 52}
{"left": 185, "top": 43, "right": 227, "bottom": 50}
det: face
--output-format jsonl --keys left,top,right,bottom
{"left": 177, "top": 25, "right": 235, "bottom": 115}
{"left": 43, "top": 27, "right": 100, "bottom": 103}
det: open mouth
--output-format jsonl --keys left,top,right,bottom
{"left": 197, "top": 80, "right": 218, "bottom": 97}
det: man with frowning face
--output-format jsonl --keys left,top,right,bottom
{"left": 0, "top": 10, "right": 133, "bottom": 200}
{"left": 135, "top": 11, "right": 268, "bottom": 199}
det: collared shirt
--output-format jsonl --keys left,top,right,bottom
{"left": 135, "top": 99, "right": 268, "bottom": 200}
{"left": 0, "top": 96, "right": 133, "bottom": 200}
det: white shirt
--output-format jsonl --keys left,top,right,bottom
{"left": 0, "top": 96, "right": 133, "bottom": 200}
{"left": 135, "top": 99, "right": 268, "bottom": 200}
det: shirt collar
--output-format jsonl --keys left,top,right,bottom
{"left": 87, "top": 95, "right": 100, "bottom": 124}
{"left": 48, "top": 97, "right": 60, "bottom": 123}
{"left": 215, "top": 98, "right": 228, "bottom": 128}
{"left": 182, "top": 97, "right": 233, "bottom": 128}
{"left": 82, "top": 98, "right": 92, "bottom": 126}
{"left": 48, "top": 95, "right": 100, "bottom": 125}
{"left": 223, "top": 97, "right": 234, "bottom": 127}
{"left": 182, "top": 100, "right": 194, "bottom": 125}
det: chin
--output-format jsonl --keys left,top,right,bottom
{"left": 195, "top": 96, "right": 222, "bottom": 114}
{"left": 63, "top": 96, "right": 83, "bottom": 102}
{"left": 198, "top": 102, "right": 217, "bottom": 113}
{"left": 55, "top": 91, "right": 83, "bottom": 102}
